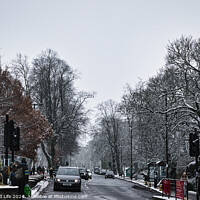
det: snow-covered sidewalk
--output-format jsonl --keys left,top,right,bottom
{"left": 31, "top": 178, "right": 50, "bottom": 198}
{"left": 116, "top": 176, "right": 196, "bottom": 200}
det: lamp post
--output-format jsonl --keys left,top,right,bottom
{"left": 120, "top": 144, "right": 123, "bottom": 176}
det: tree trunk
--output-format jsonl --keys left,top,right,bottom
{"left": 51, "top": 137, "right": 56, "bottom": 168}
{"left": 41, "top": 141, "right": 51, "bottom": 168}
{"left": 115, "top": 147, "right": 122, "bottom": 176}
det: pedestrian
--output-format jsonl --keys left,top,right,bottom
{"left": 10, "top": 163, "right": 17, "bottom": 186}
{"left": 32, "top": 165, "right": 35, "bottom": 175}
{"left": 49, "top": 167, "right": 53, "bottom": 179}
{"left": 0, "top": 171, "right": 2, "bottom": 184}
{"left": 41, "top": 166, "right": 45, "bottom": 175}
{"left": 15, "top": 159, "right": 29, "bottom": 198}
{"left": 37, "top": 165, "right": 42, "bottom": 174}
{"left": 181, "top": 171, "right": 188, "bottom": 199}
{"left": 21, "top": 158, "right": 29, "bottom": 184}
{"left": 1, "top": 166, "right": 8, "bottom": 185}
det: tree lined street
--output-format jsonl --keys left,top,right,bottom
{"left": 0, "top": 1, "right": 200, "bottom": 198}
{"left": 34, "top": 173, "right": 158, "bottom": 200}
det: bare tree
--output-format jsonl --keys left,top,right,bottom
{"left": 29, "top": 49, "right": 93, "bottom": 167}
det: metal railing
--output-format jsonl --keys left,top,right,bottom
{"left": 161, "top": 178, "right": 188, "bottom": 199}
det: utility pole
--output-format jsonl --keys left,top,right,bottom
{"left": 165, "top": 92, "right": 169, "bottom": 178}
{"left": 4, "top": 114, "right": 9, "bottom": 166}
{"left": 130, "top": 121, "right": 133, "bottom": 180}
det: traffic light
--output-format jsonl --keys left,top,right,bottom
{"left": 4, "top": 119, "right": 9, "bottom": 147}
{"left": 13, "top": 127, "right": 20, "bottom": 151}
{"left": 4, "top": 119, "right": 20, "bottom": 151}
{"left": 8, "top": 120, "right": 15, "bottom": 148}
{"left": 189, "top": 133, "right": 199, "bottom": 157}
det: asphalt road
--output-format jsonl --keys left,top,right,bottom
{"left": 33, "top": 173, "right": 158, "bottom": 200}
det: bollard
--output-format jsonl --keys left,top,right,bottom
{"left": 159, "top": 183, "right": 163, "bottom": 191}
{"left": 154, "top": 171, "right": 158, "bottom": 188}
{"left": 148, "top": 181, "right": 151, "bottom": 187}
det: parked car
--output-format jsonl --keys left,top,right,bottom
{"left": 54, "top": 166, "right": 81, "bottom": 192}
{"left": 100, "top": 169, "right": 107, "bottom": 175}
{"left": 87, "top": 169, "right": 92, "bottom": 179}
{"left": 79, "top": 168, "right": 89, "bottom": 180}
{"left": 105, "top": 170, "right": 115, "bottom": 179}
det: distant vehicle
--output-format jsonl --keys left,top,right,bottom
{"left": 87, "top": 169, "right": 92, "bottom": 179}
{"left": 53, "top": 166, "right": 81, "bottom": 192}
{"left": 94, "top": 167, "right": 100, "bottom": 174}
{"left": 79, "top": 168, "right": 89, "bottom": 180}
{"left": 105, "top": 170, "right": 115, "bottom": 179}
{"left": 100, "top": 169, "right": 107, "bottom": 175}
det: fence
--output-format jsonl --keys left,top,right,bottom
{"left": 161, "top": 178, "right": 188, "bottom": 200}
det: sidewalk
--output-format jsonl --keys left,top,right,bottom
{"left": 31, "top": 177, "right": 50, "bottom": 198}
{"left": 116, "top": 176, "right": 197, "bottom": 200}
{"left": 0, "top": 174, "right": 50, "bottom": 199}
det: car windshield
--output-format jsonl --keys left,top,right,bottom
{"left": 107, "top": 171, "right": 114, "bottom": 174}
{"left": 80, "top": 169, "right": 86, "bottom": 173}
{"left": 57, "top": 168, "right": 79, "bottom": 176}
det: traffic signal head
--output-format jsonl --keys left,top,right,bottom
{"left": 189, "top": 133, "right": 199, "bottom": 157}
{"left": 13, "top": 127, "right": 20, "bottom": 151}
{"left": 8, "top": 120, "right": 15, "bottom": 147}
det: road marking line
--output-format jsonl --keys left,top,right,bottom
{"left": 85, "top": 182, "right": 89, "bottom": 189}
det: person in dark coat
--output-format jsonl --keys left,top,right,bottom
{"left": 15, "top": 159, "right": 29, "bottom": 198}
{"left": 1, "top": 166, "right": 8, "bottom": 185}
{"left": 32, "top": 166, "right": 35, "bottom": 175}
{"left": 41, "top": 166, "right": 45, "bottom": 175}
{"left": 10, "top": 163, "right": 17, "bottom": 186}
{"left": 21, "top": 158, "right": 29, "bottom": 184}
{"left": 49, "top": 167, "right": 53, "bottom": 179}
{"left": 37, "top": 165, "right": 42, "bottom": 174}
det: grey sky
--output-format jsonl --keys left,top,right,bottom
{"left": 1, "top": 0, "right": 200, "bottom": 111}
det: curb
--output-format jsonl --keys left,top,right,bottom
{"left": 31, "top": 178, "right": 50, "bottom": 198}
{"left": 115, "top": 176, "right": 163, "bottom": 198}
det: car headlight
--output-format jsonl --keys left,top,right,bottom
{"left": 56, "top": 178, "right": 61, "bottom": 182}
{"left": 75, "top": 179, "right": 80, "bottom": 183}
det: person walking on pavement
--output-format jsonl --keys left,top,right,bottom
{"left": 0, "top": 171, "right": 2, "bottom": 184}
{"left": 10, "top": 163, "right": 17, "bottom": 186}
{"left": 1, "top": 166, "right": 8, "bottom": 185}
{"left": 181, "top": 171, "right": 188, "bottom": 199}
{"left": 49, "top": 167, "right": 53, "bottom": 179}
{"left": 32, "top": 165, "right": 35, "bottom": 175}
{"left": 37, "top": 165, "right": 42, "bottom": 174}
{"left": 15, "top": 159, "right": 29, "bottom": 199}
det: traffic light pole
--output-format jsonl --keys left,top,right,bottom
{"left": 11, "top": 148, "right": 14, "bottom": 163}
{"left": 196, "top": 152, "right": 199, "bottom": 200}
{"left": 4, "top": 115, "right": 20, "bottom": 166}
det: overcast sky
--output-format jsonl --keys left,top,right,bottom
{"left": 1, "top": 0, "right": 200, "bottom": 114}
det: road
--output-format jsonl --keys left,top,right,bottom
{"left": 32, "top": 173, "right": 158, "bottom": 200}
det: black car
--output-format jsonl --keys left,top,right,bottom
{"left": 105, "top": 170, "right": 115, "bottom": 179}
{"left": 54, "top": 166, "right": 81, "bottom": 192}
{"left": 79, "top": 168, "right": 89, "bottom": 180}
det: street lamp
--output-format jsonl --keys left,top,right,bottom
{"left": 120, "top": 144, "right": 123, "bottom": 177}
